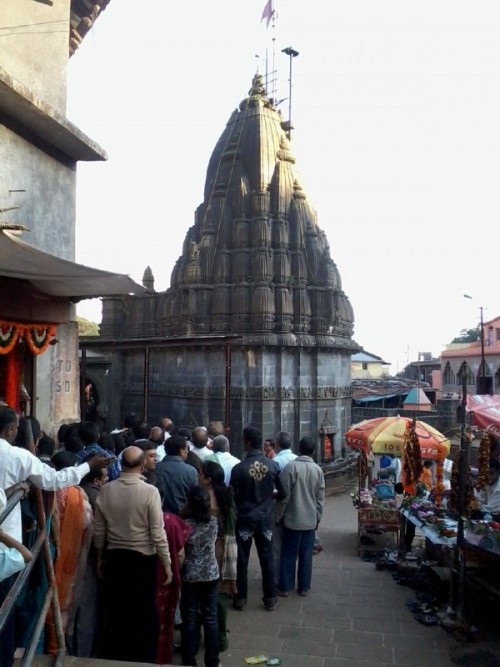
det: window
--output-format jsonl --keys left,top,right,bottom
{"left": 362, "top": 363, "right": 368, "bottom": 370}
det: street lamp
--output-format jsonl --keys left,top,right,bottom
{"left": 463, "top": 294, "right": 486, "bottom": 394}
{"left": 281, "top": 46, "right": 299, "bottom": 139}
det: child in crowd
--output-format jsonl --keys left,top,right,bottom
{"left": 0, "top": 488, "right": 33, "bottom": 583}
{"left": 180, "top": 485, "right": 220, "bottom": 667}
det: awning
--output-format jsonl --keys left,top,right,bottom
{"left": 0, "top": 228, "right": 145, "bottom": 300}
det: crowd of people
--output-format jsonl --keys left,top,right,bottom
{"left": 0, "top": 406, "right": 325, "bottom": 667}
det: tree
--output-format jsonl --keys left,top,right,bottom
{"left": 451, "top": 327, "right": 479, "bottom": 344}
{"left": 76, "top": 316, "right": 99, "bottom": 337}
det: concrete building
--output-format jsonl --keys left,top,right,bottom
{"left": 85, "top": 74, "right": 359, "bottom": 458}
{"left": 0, "top": 0, "right": 142, "bottom": 435}
{"left": 441, "top": 315, "right": 500, "bottom": 396}
{"left": 351, "top": 351, "right": 390, "bottom": 380}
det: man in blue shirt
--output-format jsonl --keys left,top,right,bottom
{"left": 76, "top": 421, "right": 121, "bottom": 480}
{"left": 155, "top": 435, "right": 197, "bottom": 514}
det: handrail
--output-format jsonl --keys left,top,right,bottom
{"left": 0, "top": 487, "right": 25, "bottom": 526}
{"left": 0, "top": 421, "right": 66, "bottom": 665}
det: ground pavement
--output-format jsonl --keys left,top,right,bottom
{"left": 206, "top": 488, "right": 500, "bottom": 667}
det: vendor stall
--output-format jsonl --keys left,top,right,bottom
{"left": 347, "top": 417, "right": 451, "bottom": 555}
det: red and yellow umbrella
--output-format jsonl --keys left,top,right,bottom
{"left": 345, "top": 416, "right": 450, "bottom": 460}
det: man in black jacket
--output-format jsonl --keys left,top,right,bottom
{"left": 230, "top": 426, "right": 282, "bottom": 611}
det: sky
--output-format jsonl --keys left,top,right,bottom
{"left": 69, "top": 0, "right": 500, "bottom": 374}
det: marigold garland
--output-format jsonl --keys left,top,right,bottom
{"left": 358, "top": 449, "right": 368, "bottom": 488}
{"left": 0, "top": 319, "right": 56, "bottom": 355}
{"left": 25, "top": 325, "right": 56, "bottom": 355}
{"left": 476, "top": 431, "right": 491, "bottom": 491}
{"left": 449, "top": 448, "right": 473, "bottom": 516}
{"left": 0, "top": 323, "right": 20, "bottom": 355}
{"left": 434, "top": 457, "right": 445, "bottom": 508}
{"left": 402, "top": 420, "right": 423, "bottom": 494}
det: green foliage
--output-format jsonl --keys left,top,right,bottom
{"left": 451, "top": 327, "right": 480, "bottom": 344}
{"left": 76, "top": 316, "right": 99, "bottom": 337}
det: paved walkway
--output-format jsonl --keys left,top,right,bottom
{"left": 209, "top": 489, "right": 500, "bottom": 667}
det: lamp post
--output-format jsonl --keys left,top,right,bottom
{"left": 281, "top": 46, "right": 299, "bottom": 139}
{"left": 463, "top": 294, "right": 486, "bottom": 394}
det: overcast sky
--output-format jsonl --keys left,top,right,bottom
{"left": 69, "top": 0, "right": 500, "bottom": 373}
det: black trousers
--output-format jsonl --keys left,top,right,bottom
{"left": 234, "top": 519, "right": 276, "bottom": 605}
{"left": 103, "top": 549, "right": 159, "bottom": 664}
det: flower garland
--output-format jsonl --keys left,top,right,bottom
{"left": 25, "top": 325, "right": 57, "bottom": 355}
{"left": 0, "top": 319, "right": 56, "bottom": 355}
{"left": 0, "top": 323, "right": 20, "bottom": 354}
{"left": 434, "top": 457, "right": 445, "bottom": 508}
{"left": 476, "top": 431, "right": 491, "bottom": 491}
{"left": 449, "top": 449, "right": 473, "bottom": 516}
{"left": 402, "top": 420, "right": 423, "bottom": 494}
{"left": 358, "top": 449, "right": 368, "bottom": 489}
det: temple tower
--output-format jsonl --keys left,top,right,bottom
{"left": 98, "top": 74, "right": 359, "bottom": 456}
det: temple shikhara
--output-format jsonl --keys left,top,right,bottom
{"left": 91, "top": 74, "right": 358, "bottom": 456}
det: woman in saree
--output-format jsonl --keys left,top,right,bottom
{"left": 46, "top": 452, "right": 93, "bottom": 655}
{"left": 156, "top": 512, "right": 191, "bottom": 665}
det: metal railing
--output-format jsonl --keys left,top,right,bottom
{"left": 0, "top": 460, "right": 66, "bottom": 665}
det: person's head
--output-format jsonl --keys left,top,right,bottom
{"left": 0, "top": 405, "right": 19, "bottom": 444}
{"left": 177, "top": 427, "right": 191, "bottom": 441}
{"left": 98, "top": 433, "right": 116, "bottom": 454}
{"left": 124, "top": 413, "right": 139, "bottom": 429}
{"left": 489, "top": 458, "right": 500, "bottom": 485}
{"left": 423, "top": 460, "right": 433, "bottom": 469}
{"left": 57, "top": 423, "right": 69, "bottom": 445}
{"left": 81, "top": 466, "right": 108, "bottom": 488}
{"left": 52, "top": 451, "right": 78, "bottom": 471}
{"left": 65, "top": 435, "right": 85, "bottom": 454}
{"left": 212, "top": 434, "right": 230, "bottom": 454}
{"left": 299, "top": 436, "right": 316, "bottom": 457}
{"left": 136, "top": 439, "right": 157, "bottom": 471}
{"left": 243, "top": 426, "right": 262, "bottom": 451}
{"left": 159, "top": 417, "right": 173, "bottom": 434}
{"left": 207, "top": 421, "right": 224, "bottom": 438}
{"left": 121, "top": 446, "right": 146, "bottom": 472}
{"left": 185, "top": 485, "right": 211, "bottom": 523}
{"left": 275, "top": 431, "right": 292, "bottom": 452}
{"left": 150, "top": 426, "right": 164, "bottom": 444}
{"left": 166, "top": 434, "right": 189, "bottom": 458}
{"left": 201, "top": 460, "right": 225, "bottom": 488}
{"left": 192, "top": 427, "right": 208, "bottom": 449}
{"left": 15, "top": 416, "right": 42, "bottom": 449}
{"left": 133, "top": 422, "right": 151, "bottom": 441}
{"left": 37, "top": 435, "right": 56, "bottom": 459}
{"left": 78, "top": 421, "right": 100, "bottom": 446}
{"left": 111, "top": 431, "right": 127, "bottom": 455}
{"left": 394, "top": 482, "right": 404, "bottom": 495}
{"left": 263, "top": 439, "right": 275, "bottom": 456}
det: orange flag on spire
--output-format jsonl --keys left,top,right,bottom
{"left": 261, "top": 0, "right": 274, "bottom": 28}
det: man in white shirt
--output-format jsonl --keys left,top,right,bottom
{"left": 204, "top": 435, "right": 240, "bottom": 485}
{"left": 190, "top": 426, "right": 212, "bottom": 461}
{"left": 0, "top": 405, "right": 111, "bottom": 667}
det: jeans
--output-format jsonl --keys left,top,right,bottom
{"left": 279, "top": 527, "right": 315, "bottom": 594}
{"left": 181, "top": 579, "right": 219, "bottom": 667}
{"left": 235, "top": 519, "right": 276, "bottom": 605}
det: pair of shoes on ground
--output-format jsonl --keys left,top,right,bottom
{"left": 278, "top": 589, "right": 309, "bottom": 597}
